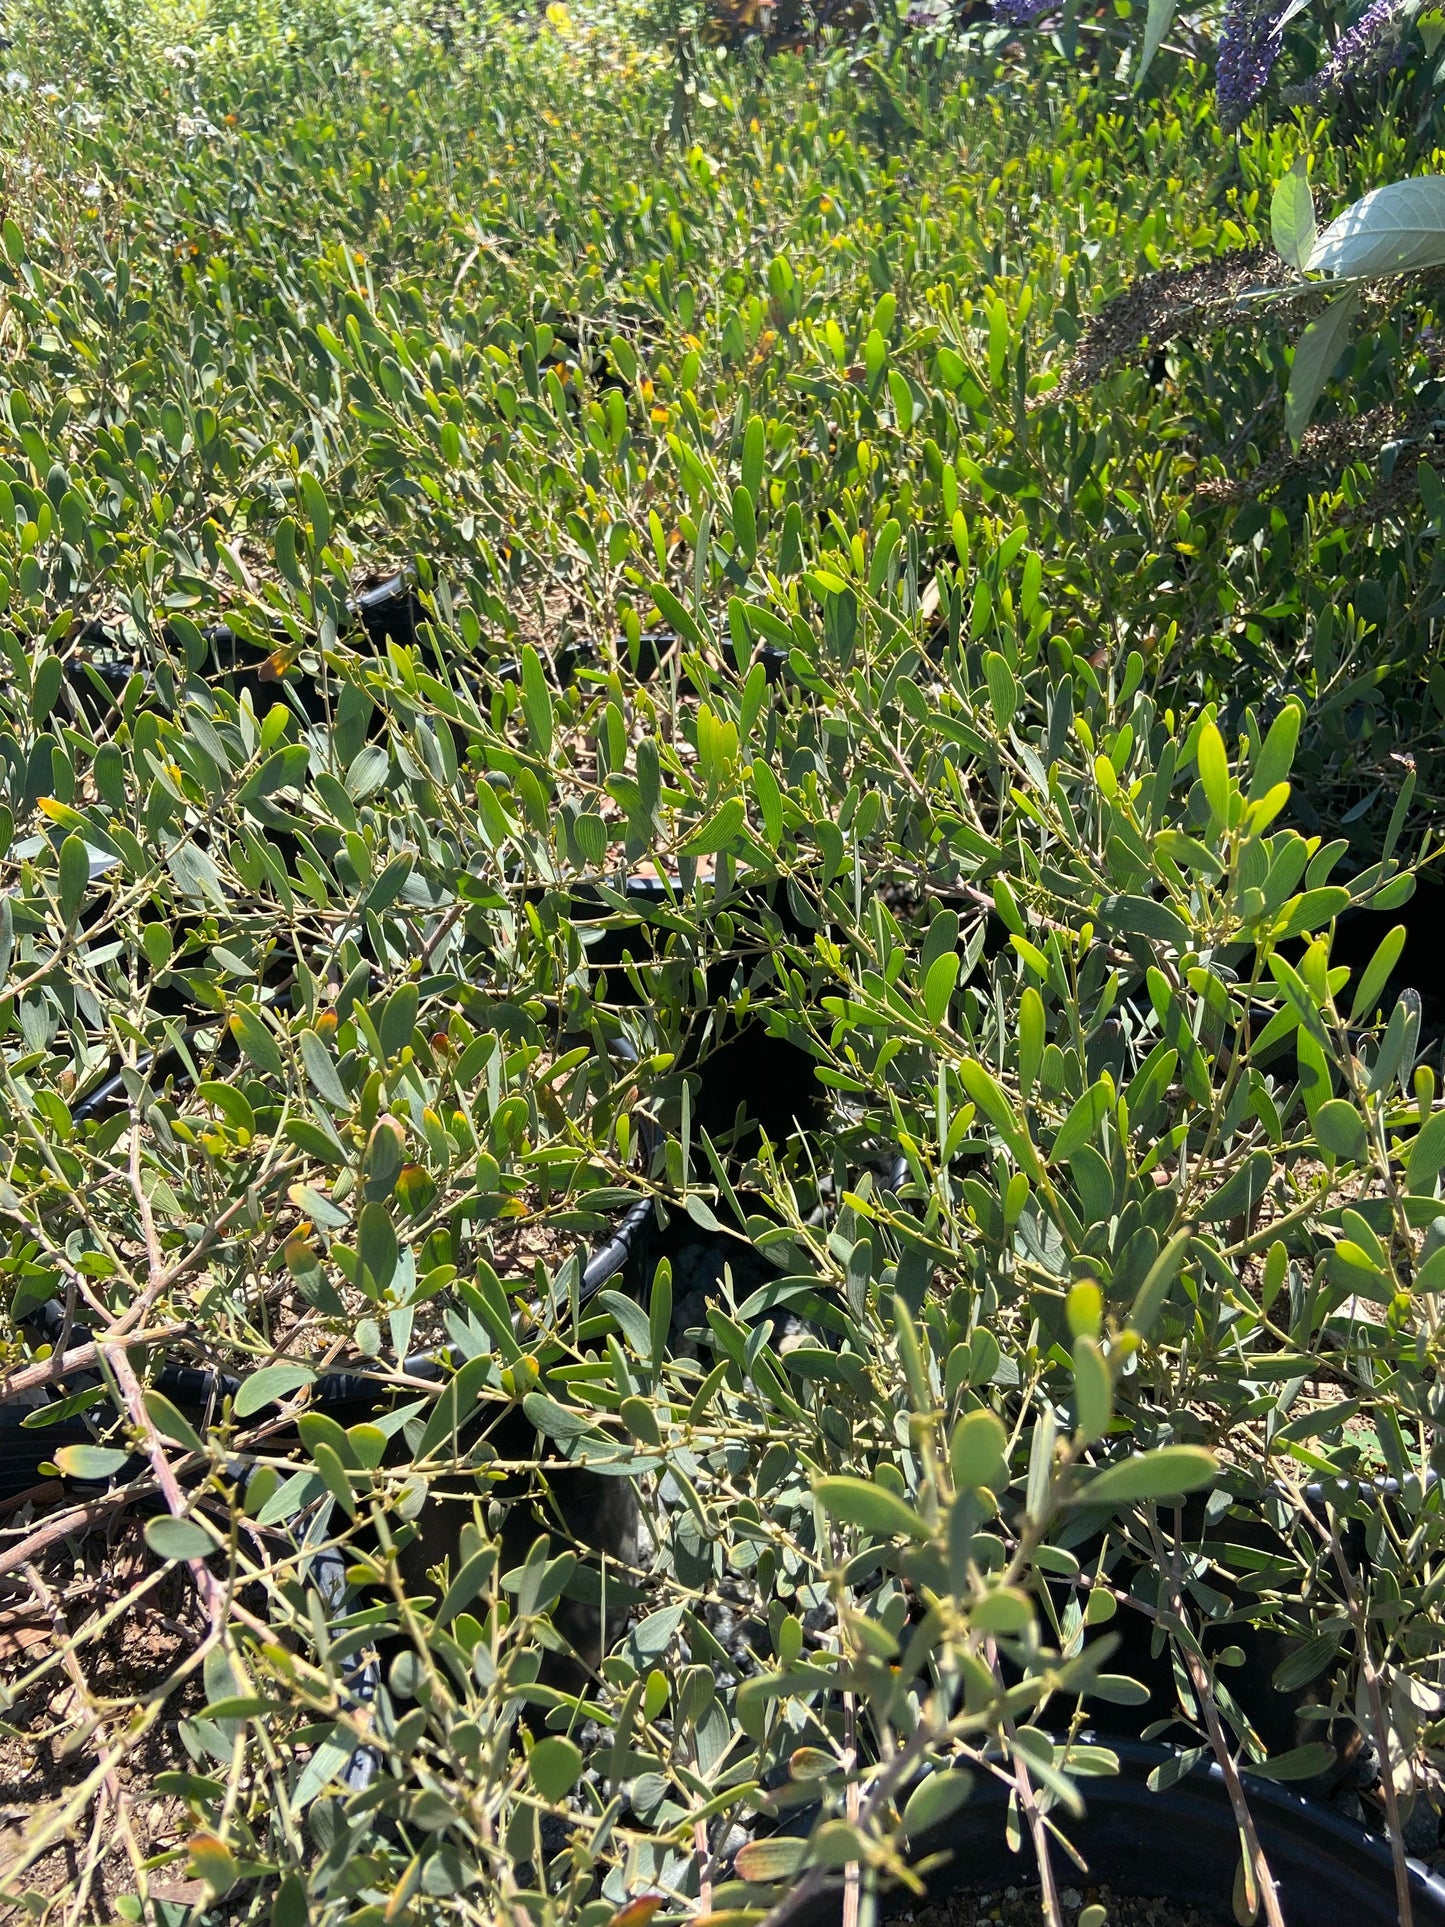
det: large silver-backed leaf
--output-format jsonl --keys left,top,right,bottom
{"left": 1309, "top": 176, "right": 1445, "bottom": 278}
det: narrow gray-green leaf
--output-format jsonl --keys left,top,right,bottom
{"left": 1271, "top": 159, "right": 1317, "bottom": 272}
{"left": 1285, "top": 289, "right": 1360, "bottom": 449}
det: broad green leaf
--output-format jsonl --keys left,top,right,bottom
{"left": 731, "top": 483, "right": 756, "bottom": 564}
{"left": 523, "top": 1390, "right": 603, "bottom": 1441}
{"left": 1072, "top": 1337, "right": 1112, "bottom": 1445}
{"left": 1052, "top": 1077, "right": 1112, "bottom": 1163}
{"left": 1314, "top": 1098, "right": 1367, "bottom": 1163}
{"left": 530, "top": 1736, "right": 584, "bottom": 1801}
{"left": 813, "top": 1475, "right": 930, "bottom": 1541}
{"left": 1250, "top": 1742, "right": 1341, "bottom": 1782}
{"left": 1309, "top": 176, "right": 1445, "bottom": 279}
{"left": 1196, "top": 721, "right": 1230, "bottom": 828}
{"left": 735, "top": 1836, "right": 807, "bottom": 1881}
{"left": 1137, "top": 0, "right": 1180, "bottom": 82}
{"left": 902, "top": 1768, "right": 974, "bottom": 1837}
{"left": 950, "top": 1408, "right": 1009, "bottom": 1491}
{"left": 145, "top": 1515, "right": 216, "bottom": 1561}
{"left": 984, "top": 651, "right": 1017, "bottom": 733}
{"left": 520, "top": 644, "right": 553, "bottom": 758}
{"left": 1074, "top": 1445, "right": 1217, "bottom": 1506}
{"left": 54, "top": 1444, "right": 130, "bottom": 1480}
{"left": 923, "top": 950, "right": 960, "bottom": 1025}
{"left": 229, "top": 1004, "right": 285, "bottom": 1080}
{"left": 1271, "top": 159, "right": 1317, "bottom": 272}
{"left": 1286, "top": 289, "right": 1360, "bottom": 449}
{"left": 234, "top": 1363, "right": 317, "bottom": 1418}
{"left": 741, "top": 413, "right": 766, "bottom": 500}
{"left": 144, "top": 1391, "right": 204, "bottom": 1455}
{"left": 971, "top": 1586, "right": 1033, "bottom": 1634}
{"left": 299, "top": 1029, "right": 349, "bottom": 1108}
{"left": 1408, "top": 1108, "right": 1445, "bottom": 1190}
{"left": 1350, "top": 924, "right": 1407, "bottom": 1019}
{"left": 959, "top": 1059, "right": 1015, "bottom": 1133}
{"left": 357, "top": 1199, "right": 399, "bottom": 1296}
{"left": 677, "top": 795, "right": 745, "bottom": 858}
{"left": 1251, "top": 701, "right": 1304, "bottom": 802}
{"left": 58, "top": 833, "right": 88, "bottom": 921}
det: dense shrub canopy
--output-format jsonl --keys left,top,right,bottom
{"left": 1, "top": 3, "right": 1445, "bottom": 1925}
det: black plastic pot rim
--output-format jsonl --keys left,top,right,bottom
{"left": 784, "top": 1736, "right": 1445, "bottom": 1927}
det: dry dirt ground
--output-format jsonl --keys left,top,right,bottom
{"left": 0, "top": 1519, "right": 204, "bottom": 1918}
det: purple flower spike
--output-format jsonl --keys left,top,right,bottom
{"left": 991, "top": 0, "right": 1054, "bottom": 27}
{"left": 1292, "top": 0, "right": 1407, "bottom": 101}
{"left": 1216, "top": 0, "right": 1291, "bottom": 130}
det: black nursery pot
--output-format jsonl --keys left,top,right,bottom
{"left": 794, "top": 1740, "right": 1445, "bottom": 1927}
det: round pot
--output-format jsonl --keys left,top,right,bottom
{"left": 805, "top": 1739, "right": 1445, "bottom": 1927}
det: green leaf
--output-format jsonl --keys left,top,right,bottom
{"left": 234, "top": 1363, "right": 317, "bottom": 1418}
{"left": 649, "top": 579, "right": 713, "bottom": 653}
{"left": 1137, "top": 0, "right": 1180, "bottom": 81}
{"left": 902, "top": 1768, "right": 974, "bottom": 1837}
{"left": 1309, "top": 175, "right": 1445, "bottom": 279}
{"left": 1267, "top": 951, "right": 1332, "bottom": 1051}
{"left": 1350, "top": 924, "right": 1407, "bottom": 1020}
{"left": 1052, "top": 1077, "right": 1112, "bottom": 1163}
{"left": 53, "top": 1444, "right": 130, "bottom": 1480}
{"left": 984, "top": 651, "right": 1017, "bottom": 733}
{"left": 1285, "top": 289, "right": 1360, "bottom": 449}
{"left": 735, "top": 1837, "right": 807, "bottom": 1882}
{"left": 1271, "top": 159, "right": 1317, "bottom": 272}
{"left": 144, "top": 1391, "right": 204, "bottom": 1455}
{"left": 1130, "top": 1227, "right": 1193, "bottom": 1337}
{"left": 1074, "top": 1445, "right": 1217, "bottom": 1507}
{"left": 741, "top": 413, "right": 766, "bottom": 501}
{"left": 1250, "top": 698, "right": 1303, "bottom": 801}
{"left": 1275, "top": 886, "right": 1350, "bottom": 941}
{"left": 145, "top": 1515, "right": 216, "bottom": 1561}
{"left": 523, "top": 1391, "right": 602, "bottom": 1441}
{"left": 1251, "top": 1742, "right": 1341, "bottom": 1782}
{"left": 923, "top": 950, "right": 960, "bottom": 1026}
{"left": 959, "top": 1058, "right": 1015, "bottom": 1134}
{"left": 437, "top": 1546, "right": 498, "bottom": 1626}
{"left": 357, "top": 1200, "right": 399, "bottom": 1296}
{"left": 520, "top": 644, "right": 553, "bottom": 758}
{"left": 1410, "top": 1108, "right": 1445, "bottom": 1191}
{"left": 229, "top": 1005, "right": 285, "bottom": 1080}
{"left": 1271, "top": 1628, "right": 1343, "bottom": 1693}
{"left": 971, "top": 1586, "right": 1033, "bottom": 1634}
{"left": 1072, "top": 1337, "right": 1112, "bottom": 1445}
{"left": 299, "top": 469, "right": 331, "bottom": 549}
{"left": 529, "top": 1735, "right": 583, "bottom": 1801}
{"left": 58, "top": 833, "right": 89, "bottom": 921}
{"left": 237, "top": 744, "right": 309, "bottom": 804}
{"left": 731, "top": 483, "right": 756, "bottom": 564}
{"left": 677, "top": 795, "right": 745, "bottom": 859}
{"left": 308, "top": 1439, "right": 357, "bottom": 1517}
{"left": 299, "top": 1029, "right": 349, "bottom": 1108}
{"left": 271, "top": 1873, "right": 309, "bottom": 1927}
{"left": 1196, "top": 721, "right": 1230, "bottom": 828}
{"left": 1314, "top": 1098, "right": 1367, "bottom": 1163}
{"left": 621, "top": 1395, "right": 661, "bottom": 1445}
{"left": 950, "top": 1408, "right": 1009, "bottom": 1491}
{"left": 813, "top": 1475, "right": 930, "bottom": 1541}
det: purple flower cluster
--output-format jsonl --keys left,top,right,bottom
{"left": 991, "top": 0, "right": 1055, "bottom": 25}
{"left": 1289, "top": 0, "right": 1407, "bottom": 100}
{"left": 1215, "top": 0, "right": 1291, "bottom": 130}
